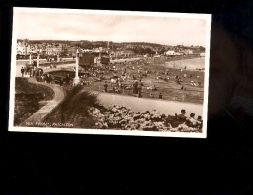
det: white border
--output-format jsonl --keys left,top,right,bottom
{"left": 8, "top": 7, "right": 211, "bottom": 138}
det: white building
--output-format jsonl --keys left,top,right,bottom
{"left": 165, "top": 50, "right": 175, "bottom": 56}
{"left": 16, "top": 43, "right": 24, "bottom": 54}
{"left": 82, "top": 49, "right": 93, "bottom": 53}
{"left": 187, "top": 49, "right": 193, "bottom": 54}
{"left": 16, "top": 41, "right": 30, "bottom": 55}
{"left": 93, "top": 48, "right": 101, "bottom": 52}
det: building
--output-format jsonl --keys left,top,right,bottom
{"left": 185, "top": 49, "right": 193, "bottom": 55}
{"left": 16, "top": 41, "right": 30, "bottom": 55}
{"left": 16, "top": 42, "right": 24, "bottom": 55}
{"left": 67, "top": 46, "right": 78, "bottom": 56}
{"left": 101, "top": 55, "right": 110, "bottom": 64}
{"left": 111, "top": 50, "right": 134, "bottom": 57}
{"left": 79, "top": 53, "right": 96, "bottom": 67}
{"left": 165, "top": 50, "right": 175, "bottom": 56}
{"left": 122, "top": 50, "right": 135, "bottom": 57}
{"left": 30, "top": 43, "right": 41, "bottom": 54}
{"left": 58, "top": 44, "right": 69, "bottom": 55}
{"left": 114, "top": 50, "right": 124, "bottom": 57}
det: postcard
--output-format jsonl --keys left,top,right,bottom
{"left": 9, "top": 7, "right": 211, "bottom": 138}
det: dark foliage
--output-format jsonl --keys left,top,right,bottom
{"left": 61, "top": 85, "right": 103, "bottom": 127}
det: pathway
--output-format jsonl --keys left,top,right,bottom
{"left": 97, "top": 92, "right": 204, "bottom": 117}
{"left": 20, "top": 78, "right": 66, "bottom": 125}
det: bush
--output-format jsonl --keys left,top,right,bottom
{"left": 61, "top": 85, "right": 103, "bottom": 127}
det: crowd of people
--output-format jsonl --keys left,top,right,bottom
{"left": 20, "top": 55, "right": 203, "bottom": 100}
{"left": 46, "top": 55, "right": 63, "bottom": 62}
{"left": 96, "top": 58, "right": 202, "bottom": 99}
{"left": 20, "top": 66, "right": 43, "bottom": 78}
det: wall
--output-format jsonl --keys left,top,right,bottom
{"left": 42, "top": 102, "right": 63, "bottom": 125}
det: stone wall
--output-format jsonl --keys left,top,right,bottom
{"left": 43, "top": 103, "right": 63, "bottom": 124}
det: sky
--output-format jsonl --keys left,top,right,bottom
{"left": 16, "top": 10, "right": 209, "bottom": 46}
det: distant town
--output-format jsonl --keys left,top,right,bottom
{"left": 16, "top": 39, "right": 206, "bottom": 59}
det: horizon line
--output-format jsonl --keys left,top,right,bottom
{"left": 17, "top": 39, "right": 205, "bottom": 47}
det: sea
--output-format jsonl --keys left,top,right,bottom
{"left": 165, "top": 58, "right": 205, "bottom": 70}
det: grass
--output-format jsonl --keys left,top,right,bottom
{"left": 15, "top": 78, "right": 55, "bottom": 101}
{"left": 14, "top": 78, "right": 55, "bottom": 125}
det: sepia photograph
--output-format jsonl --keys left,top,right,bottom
{"left": 8, "top": 7, "right": 211, "bottom": 138}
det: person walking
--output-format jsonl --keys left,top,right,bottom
{"left": 21, "top": 67, "right": 24, "bottom": 77}
{"left": 65, "top": 74, "right": 71, "bottom": 85}
{"left": 60, "top": 78, "right": 64, "bottom": 87}
{"left": 133, "top": 80, "right": 138, "bottom": 95}
{"left": 104, "top": 81, "right": 108, "bottom": 92}
{"left": 29, "top": 68, "right": 32, "bottom": 77}
{"left": 137, "top": 80, "right": 143, "bottom": 98}
{"left": 45, "top": 73, "right": 51, "bottom": 83}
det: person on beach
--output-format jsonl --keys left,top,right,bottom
{"left": 137, "top": 80, "right": 143, "bottom": 98}
{"left": 159, "top": 93, "right": 163, "bottom": 99}
{"left": 133, "top": 80, "right": 138, "bottom": 95}
{"left": 21, "top": 67, "right": 24, "bottom": 77}
{"left": 104, "top": 81, "right": 108, "bottom": 92}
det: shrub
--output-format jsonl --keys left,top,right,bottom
{"left": 61, "top": 85, "right": 103, "bottom": 128}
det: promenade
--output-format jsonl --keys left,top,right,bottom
{"left": 98, "top": 92, "right": 203, "bottom": 117}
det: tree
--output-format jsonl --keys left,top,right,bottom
{"left": 199, "top": 46, "right": 205, "bottom": 52}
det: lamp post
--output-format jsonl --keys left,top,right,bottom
{"left": 29, "top": 53, "right": 32, "bottom": 64}
{"left": 73, "top": 49, "right": 80, "bottom": 85}
{"left": 24, "top": 41, "right": 28, "bottom": 58}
